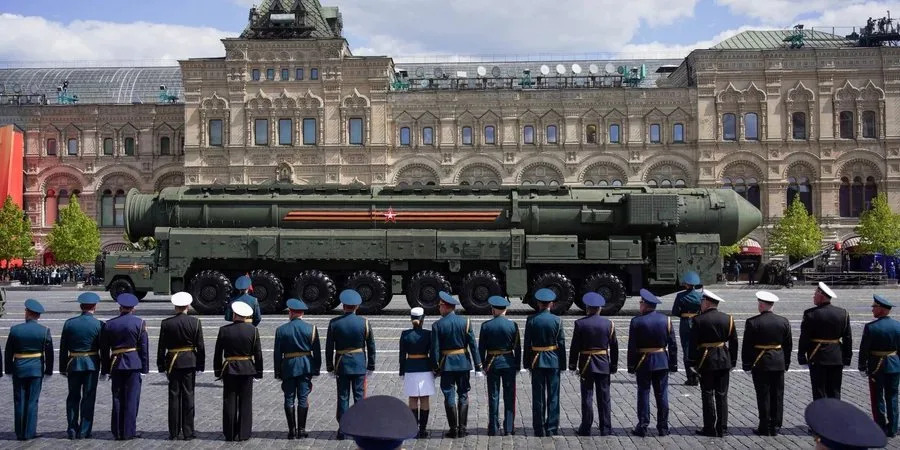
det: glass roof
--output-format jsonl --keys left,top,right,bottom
{"left": 0, "top": 67, "right": 182, "bottom": 105}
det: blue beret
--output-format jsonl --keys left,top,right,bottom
{"left": 873, "top": 294, "right": 894, "bottom": 309}
{"left": 639, "top": 288, "right": 661, "bottom": 305}
{"left": 805, "top": 398, "right": 887, "bottom": 449}
{"left": 681, "top": 271, "right": 701, "bottom": 286}
{"left": 339, "top": 289, "right": 362, "bottom": 306}
{"left": 24, "top": 298, "right": 44, "bottom": 314}
{"left": 286, "top": 298, "right": 308, "bottom": 311}
{"left": 488, "top": 295, "right": 510, "bottom": 308}
{"left": 234, "top": 275, "right": 252, "bottom": 290}
{"left": 438, "top": 291, "right": 459, "bottom": 305}
{"left": 116, "top": 293, "right": 139, "bottom": 308}
{"left": 534, "top": 288, "right": 556, "bottom": 303}
{"left": 77, "top": 292, "right": 101, "bottom": 304}
{"left": 582, "top": 292, "right": 606, "bottom": 308}
{"left": 340, "top": 395, "right": 417, "bottom": 449}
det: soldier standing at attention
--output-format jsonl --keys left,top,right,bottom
{"left": 214, "top": 301, "right": 263, "bottom": 442}
{"left": 274, "top": 298, "right": 321, "bottom": 440}
{"left": 689, "top": 289, "right": 738, "bottom": 437}
{"left": 5, "top": 299, "right": 53, "bottom": 441}
{"left": 478, "top": 296, "right": 521, "bottom": 436}
{"left": 399, "top": 307, "right": 435, "bottom": 438}
{"left": 859, "top": 294, "right": 900, "bottom": 438}
{"left": 570, "top": 292, "right": 618, "bottom": 437}
{"left": 326, "top": 289, "right": 376, "bottom": 440}
{"left": 157, "top": 292, "right": 205, "bottom": 441}
{"left": 100, "top": 293, "right": 149, "bottom": 441}
{"left": 741, "top": 291, "right": 791, "bottom": 436}
{"left": 799, "top": 282, "right": 852, "bottom": 400}
{"left": 431, "top": 291, "right": 482, "bottom": 438}
{"left": 225, "top": 275, "right": 261, "bottom": 326}
{"left": 60, "top": 292, "right": 104, "bottom": 440}
{"left": 524, "top": 288, "right": 566, "bottom": 437}
{"left": 627, "top": 289, "right": 677, "bottom": 437}
{"left": 671, "top": 271, "right": 703, "bottom": 386}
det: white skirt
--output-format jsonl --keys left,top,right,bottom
{"left": 403, "top": 371, "right": 436, "bottom": 397}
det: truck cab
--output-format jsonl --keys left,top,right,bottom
{"left": 101, "top": 250, "right": 157, "bottom": 301}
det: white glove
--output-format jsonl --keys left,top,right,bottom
{"left": 519, "top": 369, "right": 527, "bottom": 373}
{"left": 99, "top": 374, "right": 109, "bottom": 382}
{"left": 476, "top": 371, "right": 484, "bottom": 378}
{"left": 366, "top": 370, "right": 375, "bottom": 379}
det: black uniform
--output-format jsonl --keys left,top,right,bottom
{"left": 689, "top": 307, "right": 738, "bottom": 437}
{"left": 741, "top": 311, "right": 791, "bottom": 435}
{"left": 214, "top": 322, "right": 263, "bottom": 442}
{"left": 157, "top": 312, "right": 205, "bottom": 440}
{"left": 798, "top": 302, "right": 852, "bottom": 400}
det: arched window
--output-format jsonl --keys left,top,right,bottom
{"left": 792, "top": 112, "right": 807, "bottom": 140}
{"left": 646, "top": 164, "right": 689, "bottom": 189}
{"left": 862, "top": 111, "right": 877, "bottom": 138}
{"left": 103, "top": 138, "right": 114, "bottom": 156}
{"left": 160, "top": 136, "right": 171, "bottom": 155}
{"left": 46, "top": 138, "right": 57, "bottom": 156}
{"left": 787, "top": 177, "right": 812, "bottom": 213}
{"left": 400, "top": 127, "right": 410, "bottom": 146}
{"left": 722, "top": 177, "right": 761, "bottom": 208}
{"left": 124, "top": 137, "right": 135, "bottom": 156}
{"left": 546, "top": 125, "right": 558, "bottom": 144}
{"left": 722, "top": 113, "right": 737, "bottom": 140}
{"left": 647, "top": 180, "right": 658, "bottom": 188}
{"left": 744, "top": 113, "right": 758, "bottom": 140}
{"left": 649, "top": 124, "right": 661, "bottom": 143}
{"left": 114, "top": 189, "right": 126, "bottom": 226}
{"left": 483, "top": 126, "right": 495, "bottom": 144}
{"left": 840, "top": 176, "right": 878, "bottom": 217}
{"left": 523, "top": 126, "right": 534, "bottom": 144}
{"left": 609, "top": 124, "right": 620, "bottom": 143}
{"left": 101, "top": 189, "right": 114, "bottom": 226}
{"left": 462, "top": 126, "right": 473, "bottom": 145}
{"left": 67, "top": 138, "right": 78, "bottom": 155}
{"left": 585, "top": 125, "right": 597, "bottom": 144}
{"left": 673, "top": 123, "right": 684, "bottom": 143}
{"left": 57, "top": 189, "right": 69, "bottom": 221}
{"left": 423, "top": 127, "right": 434, "bottom": 145}
{"left": 839, "top": 111, "right": 854, "bottom": 139}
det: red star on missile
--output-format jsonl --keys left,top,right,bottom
{"left": 383, "top": 207, "right": 397, "bottom": 223}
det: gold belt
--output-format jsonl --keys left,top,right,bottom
{"left": 807, "top": 339, "right": 840, "bottom": 363}
{"left": 219, "top": 355, "right": 253, "bottom": 379}
{"left": 871, "top": 351, "right": 898, "bottom": 374}
{"left": 335, "top": 348, "right": 363, "bottom": 370}
{"left": 751, "top": 345, "right": 782, "bottom": 369}
{"left": 634, "top": 347, "right": 665, "bottom": 372}
{"left": 680, "top": 313, "right": 698, "bottom": 318}
{"left": 578, "top": 349, "right": 609, "bottom": 376}
{"left": 110, "top": 347, "right": 137, "bottom": 369}
{"left": 439, "top": 348, "right": 466, "bottom": 370}
{"left": 406, "top": 353, "right": 428, "bottom": 359}
{"left": 530, "top": 345, "right": 559, "bottom": 369}
{"left": 166, "top": 347, "right": 196, "bottom": 375}
{"left": 65, "top": 351, "right": 99, "bottom": 372}
{"left": 284, "top": 351, "right": 312, "bottom": 358}
{"left": 13, "top": 352, "right": 42, "bottom": 359}
{"left": 485, "top": 349, "right": 512, "bottom": 372}
{"left": 697, "top": 342, "right": 726, "bottom": 370}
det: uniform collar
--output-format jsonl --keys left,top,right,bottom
{"left": 641, "top": 310, "right": 655, "bottom": 316}
{"left": 25, "top": 318, "right": 36, "bottom": 322}
{"left": 290, "top": 317, "right": 302, "bottom": 321}
{"left": 81, "top": 311, "right": 94, "bottom": 316}
{"left": 343, "top": 311, "right": 356, "bottom": 317}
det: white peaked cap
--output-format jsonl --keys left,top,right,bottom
{"left": 817, "top": 282, "right": 836, "bottom": 299}
{"left": 702, "top": 289, "right": 725, "bottom": 303}
{"left": 410, "top": 307, "right": 424, "bottom": 316}
{"left": 171, "top": 292, "right": 193, "bottom": 307}
{"left": 231, "top": 301, "right": 253, "bottom": 317}
{"left": 755, "top": 291, "right": 779, "bottom": 303}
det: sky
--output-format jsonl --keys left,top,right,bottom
{"left": 0, "top": 0, "right": 896, "bottom": 65}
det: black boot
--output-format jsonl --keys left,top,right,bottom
{"left": 285, "top": 407, "right": 296, "bottom": 440}
{"left": 411, "top": 407, "right": 419, "bottom": 428}
{"left": 418, "top": 409, "right": 430, "bottom": 438}
{"left": 457, "top": 402, "right": 469, "bottom": 438}
{"left": 444, "top": 403, "right": 458, "bottom": 438}
{"left": 297, "top": 406, "right": 309, "bottom": 438}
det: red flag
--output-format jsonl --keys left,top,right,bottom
{"left": 246, "top": 272, "right": 253, "bottom": 293}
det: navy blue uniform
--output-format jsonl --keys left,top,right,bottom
{"left": 5, "top": 319, "right": 53, "bottom": 440}
{"left": 689, "top": 307, "right": 738, "bottom": 437}
{"left": 859, "top": 316, "right": 900, "bottom": 437}
{"left": 274, "top": 316, "right": 321, "bottom": 437}
{"left": 799, "top": 302, "right": 852, "bottom": 400}
{"left": 224, "top": 293, "right": 262, "bottom": 326}
{"left": 478, "top": 315, "right": 521, "bottom": 435}
{"left": 570, "top": 314, "right": 618, "bottom": 436}
{"left": 671, "top": 288, "right": 702, "bottom": 383}
{"left": 326, "top": 312, "right": 375, "bottom": 426}
{"left": 524, "top": 309, "right": 566, "bottom": 436}
{"left": 627, "top": 310, "right": 677, "bottom": 435}
{"left": 431, "top": 311, "right": 481, "bottom": 437}
{"left": 100, "top": 311, "right": 150, "bottom": 440}
{"left": 60, "top": 311, "right": 104, "bottom": 439}
{"left": 399, "top": 328, "right": 433, "bottom": 376}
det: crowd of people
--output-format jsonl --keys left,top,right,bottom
{"left": 2, "top": 264, "right": 101, "bottom": 286}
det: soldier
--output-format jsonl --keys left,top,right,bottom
{"left": 274, "top": 298, "right": 322, "bottom": 439}
{"left": 157, "top": 291, "right": 205, "bottom": 441}
{"left": 214, "top": 301, "right": 263, "bottom": 442}
{"left": 339, "top": 395, "right": 419, "bottom": 450}
{"left": 326, "top": 289, "right": 376, "bottom": 440}
{"left": 689, "top": 289, "right": 738, "bottom": 437}
{"left": 859, "top": 294, "right": 900, "bottom": 438}
{"left": 400, "top": 307, "right": 435, "bottom": 438}
{"left": 741, "top": 291, "right": 792, "bottom": 436}
{"left": 224, "top": 275, "right": 261, "bottom": 326}
{"left": 570, "top": 292, "right": 618, "bottom": 436}
{"left": 799, "top": 282, "right": 852, "bottom": 400}
{"left": 524, "top": 288, "right": 566, "bottom": 437}
{"left": 478, "top": 295, "right": 521, "bottom": 436}
{"left": 431, "top": 291, "right": 482, "bottom": 438}
{"left": 100, "top": 293, "right": 149, "bottom": 441}
{"left": 671, "top": 271, "right": 703, "bottom": 386}
{"left": 60, "top": 292, "right": 104, "bottom": 440}
{"left": 805, "top": 398, "right": 888, "bottom": 449}
{"left": 4, "top": 299, "right": 53, "bottom": 441}
{"left": 627, "top": 289, "right": 676, "bottom": 437}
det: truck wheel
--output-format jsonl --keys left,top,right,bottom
{"left": 345, "top": 271, "right": 388, "bottom": 315}
{"left": 291, "top": 270, "right": 336, "bottom": 314}
{"left": 582, "top": 272, "right": 626, "bottom": 315}
{"left": 134, "top": 291, "right": 148, "bottom": 301}
{"left": 108, "top": 278, "right": 135, "bottom": 301}
{"left": 526, "top": 271, "right": 575, "bottom": 315}
{"left": 250, "top": 270, "right": 285, "bottom": 314}
{"left": 406, "top": 270, "right": 451, "bottom": 315}
{"left": 189, "top": 270, "right": 232, "bottom": 314}
{"left": 460, "top": 270, "right": 503, "bottom": 315}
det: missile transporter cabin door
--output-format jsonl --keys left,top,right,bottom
{"left": 653, "top": 234, "right": 722, "bottom": 287}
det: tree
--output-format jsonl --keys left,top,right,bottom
{"left": 856, "top": 193, "right": 900, "bottom": 261}
{"left": 719, "top": 242, "right": 741, "bottom": 258}
{"left": 46, "top": 196, "right": 100, "bottom": 263}
{"left": 0, "top": 195, "right": 35, "bottom": 263}
{"left": 768, "top": 196, "right": 824, "bottom": 260}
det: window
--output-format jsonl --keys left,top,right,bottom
{"left": 462, "top": 126, "right": 473, "bottom": 145}
{"left": 266, "top": 68, "right": 275, "bottom": 81}
{"left": 67, "top": 138, "right": 78, "bottom": 156}
{"left": 400, "top": 127, "right": 411, "bottom": 146}
{"left": 723, "top": 113, "right": 737, "bottom": 140}
{"left": 787, "top": 176, "right": 812, "bottom": 214}
{"left": 160, "top": 136, "right": 170, "bottom": 155}
{"left": 546, "top": 125, "right": 558, "bottom": 144}
{"left": 103, "top": 138, "right": 114, "bottom": 156}
{"left": 484, "top": 126, "right": 495, "bottom": 144}
{"left": 649, "top": 124, "right": 661, "bottom": 143}
{"left": 349, "top": 118, "right": 363, "bottom": 145}
{"left": 114, "top": 189, "right": 126, "bottom": 226}
{"left": 523, "top": 126, "right": 534, "bottom": 144}
{"left": 586, "top": 125, "right": 597, "bottom": 144}
{"left": 46, "top": 139, "right": 57, "bottom": 156}
{"left": 278, "top": 119, "right": 293, "bottom": 145}
{"left": 722, "top": 177, "right": 761, "bottom": 208}
{"left": 863, "top": 110, "right": 877, "bottom": 138}
{"left": 839, "top": 111, "right": 854, "bottom": 139}
{"left": 209, "top": 119, "right": 223, "bottom": 146}
{"left": 302, "top": 118, "right": 317, "bottom": 145}
{"left": 792, "top": 112, "right": 807, "bottom": 140}
{"left": 744, "top": 113, "right": 759, "bottom": 140}
{"left": 423, "top": 127, "right": 434, "bottom": 145}
{"left": 296, "top": 68, "right": 304, "bottom": 80}
{"left": 281, "top": 68, "right": 290, "bottom": 81}
{"left": 609, "top": 124, "right": 620, "bottom": 143}
{"left": 255, "top": 119, "right": 269, "bottom": 146}
{"left": 310, "top": 68, "right": 319, "bottom": 80}
{"left": 673, "top": 123, "right": 684, "bottom": 143}
{"left": 251, "top": 69, "right": 260, "bottom": 81}
{"left": 101, "top": 190, "right": 114, "bottom": 226}
{"left": 840, "top": 176, "right": 878, "bottom": 217}
{"left": 124, "top": 137, "right": 135, "bottom": 156}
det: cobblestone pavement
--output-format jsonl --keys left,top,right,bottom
{"left": 0, "top": 286, "right": 899, "bottom": 449}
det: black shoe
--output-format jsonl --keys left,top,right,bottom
{"left": 167, "top": 435, "right": 178, "bottom": 441}
{"left": 183, "top": 435, "right": 195, "bottom": 441}
{"left": 417, "top": 409, "right": 429, "bottom": 439}
{"left": 631, "top": 428, "right": 647, "bottom": 437}
{"left": 297, "top": 406, "right": 309, "bottom": 438}
{"left": 457, "top": 403, "right": 469, "bottom": 438}
{"left": 576, "top": 429, "right": 591, "bottom": 437}
{"left": 753, "top": 428, "right": 768, "bottom": 436}
{"left": 336, "top": 431, "right": 345, "bottom": 440}
{"left": 488, "top": 430, "right": 496, "bottom": 436}
{"left": 501, "top": 430, "right": 509, "bottom": 436}
{"left": 658, "top": 429, "right": 670, "bottom": 437}
{"left": 695, "top": 429, "right": 717, "bottom": 437}
{"left": 444, "top": 403, "right": 458, "bottom": 438}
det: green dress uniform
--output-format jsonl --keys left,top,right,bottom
{"left": 671, "top": 271, "right": 702, "bottom": 386}
{"left": 477, "top": 296, "right": 521, "bottom": 436}
{"left": 274, "top": 299, "right": 322, "bottom": 439}
{"left": 859, "top": 294, "right": 900, "bottom": 438}
{"left": 60, "top": 293, "right": 105, "bottom": 439}
{"left": 224, "top": 293, "right": 262, "bottom": 326}
{"left": 326, "top": 290, "right": 376, "bottom": 439}
{"left": 4, "top": 299, "right": 53, "bottom": 441}
{"left": 524, "top": 288, "right": 567, "bottom": 437}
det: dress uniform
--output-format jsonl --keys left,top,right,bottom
{"left": 688, "top": 289, "right": 738, "bottom": 437}
{"left": 4, "top": 299, "right": 53, "bottom": 441}
{"left": 60, "top": 292, "right": 104, "bottom": 439}
{"left": 478, "top": 296, "right": 521, "bottom": 436}
{"left": 671, "top": 271, "right": 703, "bottom": 386}
{"left": 570, "top": 292, "right": 618, "bottom": 436}
{"left": 431, "top": 291, "right": 482, "bottom": 438}
{"left": 274, "top": 298, "right": 322, "bottom": 439}
{"left": 859, "top": 294, "right": 900, "bottom": 438}
{"left": 340, "top": 395, "right": 418, "bottom": 450}
{"left": 157, "top": 292, "right": 205, "bottom": 441}
{"left": 799, "top": 282, "right": 852, "bottom": 400}
{"left": 214, "top": 301, "right": 264, "bottom": 441}
{"left": 399, "top": 307, "right": 435, "bottom": 438}
{"left": 805, "top": 398, "right": 888, "bottom": 449}
{"left": 741, "top": 291, "right": 792, "bottom": 436}
{"left": 627, "top": 289, "right": 677, "bottom": 437}
{"left": 100, "top": 293, "right": 149, "bottom": 441}
{"left": 326, "top": 289, "right": 376, "bottom": 439}
{"left": 224, "top": 275, "right": 262, "bottom": 326}
{"left": 524, "top": 288, "right": 566, "bottom": 437}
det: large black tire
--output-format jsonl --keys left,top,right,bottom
{"left": 250, "top": 270, "right": 285, "bottom": 313}
{"left": 459, "top": 270, "right": 503, "bottom": 315}
{"left": 525, "top": 271, "right": 575, "bottom": 315}
{"left": 189, "top": 270, "right": 232, "bottom": 314}
{"left": 134, "top": 291, "right": 148, "bottom": 301}
{"left": 344, "top": 270, "right": 388, "bottom": 315}
{"left": 108, "top": 278, "right": 135, "bottom": 302}
{"left": 406, "top": 270, "right": 451, "bottom": 315}
{"left": 581, "top": 272, "right": 627, "bottom": 315}
{"left": 291, "top": 270, "right": 336, "bottom": 314}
